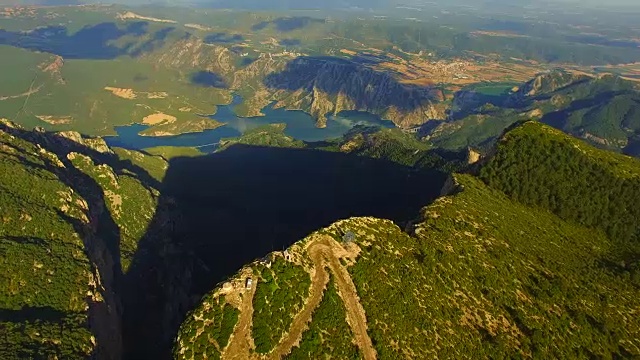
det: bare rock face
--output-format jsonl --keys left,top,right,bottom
{"left": 519, "top": 70, "right": 588, "bottom": 98}
{"left": 141, "top": 37, "right": 236, "bottom": 77}
{"left": 0, "top": 118, "right": 20, "bottom": 128}
{"left": 466, "top": 147, "right": 481, "bottom": 164}
{"left": 261, "top": 56, "right": 445, "bottom": 128}
{"left": 141, "top": 42, "right": 446, "bottom": 129}
{"left": 0, "top": 120, "right": 112, "bottom": 154}
{"left": 40, "top": 55, "right": 65, "bottom": 84}
{"left": 439, "top": 174, "right": 461, "bottom": 197}
{"left": 55, "top": 131, "right": 113, "bottom": 154}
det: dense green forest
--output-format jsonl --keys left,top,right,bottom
{"left": 0, "top": 124, "right": 94, "bottom": 358}
{"left": 174, "top": 294, "right": 239, "bottom": 360}
{"left": 329, "top": 175, "right": 639, "bottom": 358}
{"left": 480, "top": 122, "right": 640, "bottom": 241}
{"left": 480, "top": 121, "right": 640, "bottom": 258}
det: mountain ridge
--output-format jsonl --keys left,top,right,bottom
{"left": 174, "top": 121, "right": 640, "bottom": 359}
{"left": 424, "top": 70, "right": 640, "bottom": 157}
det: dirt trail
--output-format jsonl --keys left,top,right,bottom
{"left": 222, "top": 273, "right": 258, "bottom": 360}
{"left": 222, "top": 235, "right": 377, "bottom": 360}
{"left": 266, "top": 242, "right": 330, "bottom": 359}
{"left": 0, "top": 84, "right": 42, "bottom": 101}
{"left": 323, "top": 240, "right": 377, "bottom": 360}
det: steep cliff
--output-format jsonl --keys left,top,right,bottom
{"left": 262, "top": 56, "right": 446, "bottom": 128}
{"left": 515, "top": 70, "right": 589, "bottom": 98}
{"left": 175, "top": 123, "right": 640, "bottom": 359}
{"left": 176, "top": 154, "right": 640, "bottom": 360}
{"left": 0, "top": 121, "right": 162, "bottom": 359}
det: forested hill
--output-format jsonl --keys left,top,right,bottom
{"left": 480, "top": 121, "right": 640, "bottom": 249}
{"left": 175, "top": 122, "right": 640, "bottom": 359}
{"left": 425, "top": 71, "right": 640, "bottom": 156}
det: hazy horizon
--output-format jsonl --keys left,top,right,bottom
{"left": 0, "top": 0, "right": 639, "bottom": 9}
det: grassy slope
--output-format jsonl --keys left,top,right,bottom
{"left": 335, "top": 174, "right": 639, "bottom": 358}
{"left": 174, "top": 293, "right": 239, "bottom": 360}
{"left": 144, "top": 146, "right": 203, "bottom": 160}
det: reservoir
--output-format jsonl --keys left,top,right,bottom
{"left": 104, "top": 96, "right": 395, "bottom": 151}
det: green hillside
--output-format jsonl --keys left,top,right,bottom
{"left": 3, "top": 91, "right": 640, "bottom": 360}
{"left": 175, "top": 123, "right": 640, "bottom": 359}
{"left": 425, "top": 71, "right": 640, "bottom": 157}
{"left": 480, "top": 121, "right": 640, "bottom": 249}
{"left": 0, "top": 120, "right": 162, "bottom": 359}
{"left": 217, "top": 124, "right": 305, "bottom": 151}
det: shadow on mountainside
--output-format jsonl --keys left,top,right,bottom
{"left": 122, "top": 144, "right": 448, "bottom": 359}
{"left": 0, "top": 123, "right": 164, "bottom": 359}
{"left": 0, "top": 306, "right": 68, "bottom": 323}
{"left": 204, "top": 32, "right": 244, "bottom": 44}
{"left": 0, "top": 22, "right": 175, "bottom": 59}
{"left": 263, "top": 56, "right": 443, "bottom": 113}
{"left": 250, "top": 16, "right": 325, "bottom": 32}
{"left": 624, "top": 138, "right": 640, "bottom": 157}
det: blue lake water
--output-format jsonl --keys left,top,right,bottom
{"left": 104, "top": 96, "right": 395, "bottom": 152}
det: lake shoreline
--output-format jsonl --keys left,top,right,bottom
{"left": 105, "top": 94, "right": 396, "bottom": 152}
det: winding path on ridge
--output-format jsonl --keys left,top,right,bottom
{"left": 222, "top": 235, "right": 377, "bottom": 360}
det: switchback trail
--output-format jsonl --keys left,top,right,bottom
{"left": 222, "top": 235, "right": 377, "bottom": 360}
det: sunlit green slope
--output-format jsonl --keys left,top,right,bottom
{"left": 176, "top": 122, "right": 640, "bottom": 359}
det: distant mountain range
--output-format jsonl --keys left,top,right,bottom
{"left": 2, "top": 0, "right": 639, "bottom": 9}
{"left": 0, "top": 0, "right": 390, "bottom": 8}
{"left": 425, "top": 70, "right": 640, "bottom": 157}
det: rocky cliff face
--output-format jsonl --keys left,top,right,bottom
{"left": 262, "top": 56, "right": 446, "bottom": 128}
{"left": 142, "top": 37, "right": 235, "bottom": 76}
{"left": 230, "top": 55, "right": 289, "bottom": 117}
{"left": 516, "top": 70, "right": 589, "bottom": 98}
{"left": 0, "top": 121, "right": 165, "bottom": 359}
{"left": 140, "top": 38, "right": 447, "bottom": 128}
